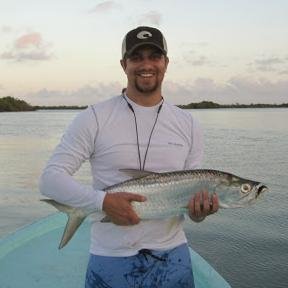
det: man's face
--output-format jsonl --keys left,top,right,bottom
{"left": 121, "top": 46, "right": 169, "bottom": 94}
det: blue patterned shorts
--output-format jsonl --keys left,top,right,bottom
{"left": 85, "top": 243, "right": 195, "bottom": 288}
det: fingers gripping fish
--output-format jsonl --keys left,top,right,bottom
{"left": 41, "top": 169, "right": 268, "bottom": 249}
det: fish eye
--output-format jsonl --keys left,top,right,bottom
{"left": 241, "top": 184, "right": 251, "bottom": 193}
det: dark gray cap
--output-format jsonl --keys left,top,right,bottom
{"left": 122, "top": 26, "right": 168, "bottom": 59}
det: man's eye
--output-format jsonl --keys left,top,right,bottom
{"left": 129, "top": 55, "right": 141, "bottom": 62}
{"left": 150, "top": 53, "right": 162, "bottom": 60}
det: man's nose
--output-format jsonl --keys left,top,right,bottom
{"left": 139, "top": 56, "right": 154, "bottom": 67}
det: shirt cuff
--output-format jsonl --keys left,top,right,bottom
{"left": 94, "top": 190, "right": 107, "bottom": 211}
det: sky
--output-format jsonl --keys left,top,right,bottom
{"left": 0, "top": 0, "right": 288, "bottom": 105}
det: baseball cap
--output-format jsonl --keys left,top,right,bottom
{"left": 122, "top": 26, "right": 168, "bottom": 59}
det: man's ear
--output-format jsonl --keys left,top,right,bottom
{"left": 120, "top": 59, "right": 127, "bottom": 71}
{"left": 165, "top": 56, "right": 169, "bottom": 71}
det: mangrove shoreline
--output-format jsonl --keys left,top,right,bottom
{"left": 1, "top": 96, "right": 288, "bottom": 112}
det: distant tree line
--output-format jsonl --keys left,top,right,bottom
{"left": 0, "top": 96, "right": 87, "bottom": 112}
{"left": 33, "top": 105, "right": 87, "bottom": 110}
{"left": 1, "top": 97, "right": 288, "bottom": 112}
{"left": 178, "top": 100, "right": 288, "bottom": 109}
{"left": 0, "top": 96, "right": 36, "bottom": 112}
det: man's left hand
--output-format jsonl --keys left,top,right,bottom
{"left": 188, "top": 190, "right": 219, "bottom": 222}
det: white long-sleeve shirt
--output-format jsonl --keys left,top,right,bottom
{"left": 39, "top": 95, "right": 203, "bottom": 256}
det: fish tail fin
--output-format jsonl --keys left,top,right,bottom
{"left": 40, "top": 199, "right": 86, "bottom": 249}
{"left": 41, "top": 199, "right": 73, "bottom": 213}
{"left": 59, "top": 213, "right": 85, "bottom": 249}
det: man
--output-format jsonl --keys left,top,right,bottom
{"left": 40, "top": 26, "right": 219, "bottom": 288}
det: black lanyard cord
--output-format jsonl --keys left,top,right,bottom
{"left": 142, "top": 104, "right": 162, "bottom": 170}
{"left": 122, "top": 94, "right": 163, "bottom": 170}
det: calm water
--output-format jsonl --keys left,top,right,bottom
{"left": 0, "top": 108, "right": 287, "bottom": 288}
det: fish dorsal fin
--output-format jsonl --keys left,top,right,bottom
{"left": 119, "top": 169, "right": 157, "bottom": 179}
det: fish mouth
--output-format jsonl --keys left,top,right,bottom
{"left": 256, "top": 184, "right": 268, "bottom": 198}
{"left": 239, "top": 183, "right": 267, "bottom": 205}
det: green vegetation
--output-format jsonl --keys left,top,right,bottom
{"left": 0, "top": 96, "right": 36, "bottom": 112}
{"left": 178, "top": 101, "right": 288, "bottom": 109}
{"left": 33, "top": 105, "right": 87, "bottom": 110}
{"left": 178, "top": 101, "right": 221, "bottom": 109}
{"left": 1, "top": 97, "right": 288, "bottom": 112}
{"left": 0, "top": 97, "right": 86, "bottom": 112}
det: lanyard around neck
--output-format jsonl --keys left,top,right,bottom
{"left": 122, "top": 93, "right": 163, "bottom": 170}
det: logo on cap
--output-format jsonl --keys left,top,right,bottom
{"left": 137, "top": 31, "right": 152, "bottom": 39}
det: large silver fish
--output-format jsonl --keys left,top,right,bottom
{"left": 41, "top": 169, "right": 267, "bottom": 249}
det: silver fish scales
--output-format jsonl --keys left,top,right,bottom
{"left": 41, "top": 169, "right": 268, "bottom": 248}
{"left": 104, "top": 169, "right": 267, "bottom": 219}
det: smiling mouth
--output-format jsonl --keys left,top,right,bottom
{"left": 136, "top": 72, "right": 155, "bottom": 78}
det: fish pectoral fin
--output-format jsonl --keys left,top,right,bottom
{"left": 59, "top": 214, "right": 85, "bottom": 249}
{"left": 180, "top": 207, "right": 189, "bottom": 214}
{"left": 119, "top": 169, "right": 157, "bottom": 179}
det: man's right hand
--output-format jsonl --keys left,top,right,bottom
{"left": 102, "top": 192, "right": 146, "bottom": 225}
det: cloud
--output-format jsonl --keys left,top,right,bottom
{"left": 1, "top": 51, "right": 51, "bottom": 61}
{"left": 15, "top": 32, "right": 42, "bottom": 49}
{"left": 137, "top": 11, "right": 162, "bottom": 26}
{"left": 250, "top": 55, "right": 288, "bottom": 72}
{"left": 255, "top": 57, "right": 284, "bottom": 66}
{"left": 190, "top": 55, "right": 210, "bottom": 66}
{"left": 25, "top": 82, "right": 122, "bottom": 106}
{"left": 22, "top": 77, "right": 288, "bottom": 106}
{"left": 89, "top": 1, "right": 121, "bottom": 13}
{"left": 182, "top": 47, "right": 212, "bottom": 67}
{"left": 1, "top": 26, "right": 13, "bottom": 33}
{"left": 183, "top": 53, "right": 211, "bottom": 66}
{"left": 181, "top": 42, "right": 210, "bottom": 49}
{"left": 1, "top": 32, "right": 53, "bottom": 62}
{"left": 164, "top": 77, "right": 288, "bottom": 105}
{"left": 228, "top": 77, "right": 288, "bottom": 101}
